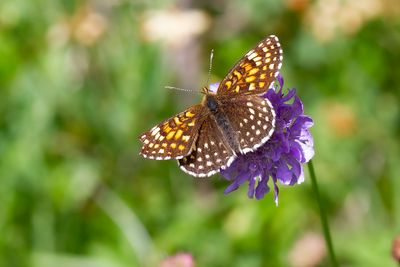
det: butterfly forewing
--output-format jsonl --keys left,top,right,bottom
{"left": 139, "top": 105, "right": 206, "bottom": 160}
{"left": 217, "top": 35, "right": 283, "bottom": 96}
{"left": 220, "top": 94, "right": 275, "bottom": 153}
{"left": 178, "top": 117, "right": 236, "bottom": 177}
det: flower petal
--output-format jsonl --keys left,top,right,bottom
{"left": 277, "top": 160, "right": 292, "bottom": 185}
{"left": 247, "top": 176, "right": 257, "bottom": 198}
{"left": 255, "top": 175, "right": 270, "bottom": 200}
{"left": 272, "top": 176, "right": 280, "bottom": 205}
{"left": 224, "top": 170, "right": 248, "bottom": 194}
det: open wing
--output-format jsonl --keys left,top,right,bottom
{"left": 178, "top": 117, "right": 236, "bottom": 177}
{"left": 217, "top": 35, "right": 283, "bottom": 96}
{"left": 220, "top": 94, "right": 276, "bottom": 153}
{"left": 139, "top": 105, "right": 206, "bottom": 160}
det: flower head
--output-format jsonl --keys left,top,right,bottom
{"left": 220, "top": 75, "right": 314, "bottom": 204}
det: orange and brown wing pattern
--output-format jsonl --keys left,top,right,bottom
{"left": 217, "top": 35, "right": 283, "bottom": 96}
{"left": 139, "top": 105, "right": 206, "bottom": 160}
{"left": 178, "top": 117, "right": 236, "bottom": 177}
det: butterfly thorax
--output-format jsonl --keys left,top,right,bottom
{"left": 203, "top": 94, "right": 241, "bottom": 155}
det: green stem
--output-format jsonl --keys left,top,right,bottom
{"left": 308, "top": 160, "right": 339, "bottom": 267}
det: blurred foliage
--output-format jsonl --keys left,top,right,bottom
{"left": 1, "top": 0, "right": 400, "bottom": 266}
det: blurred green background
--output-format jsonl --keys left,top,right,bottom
{"left": 1, "top": 0, "right": 400, "bottom": 266}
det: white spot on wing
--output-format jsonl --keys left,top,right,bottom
{"left": 151, "top": 127, "right": 160, "bottom": 136}
{"left": 246, "top": 49, "right": 255, "bottom": 56}
{"left": 247, "top": 52, "right": 258, "bottom": 60}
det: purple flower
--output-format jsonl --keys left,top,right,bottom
{"left": 220, "top": 74, "right": 314, "bottom": 204}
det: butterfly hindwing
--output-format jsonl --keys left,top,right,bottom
{"left": 217, "top": 35, "right": 283, "bottom": 96}
{"left": 139, "top": 105, "right": 206, "bottom": 160}
{"left": 178, "top": 117, "right": 236, "bottom": 177}
{"left": 220, "top": 94, "right": 276, "bottom": 154}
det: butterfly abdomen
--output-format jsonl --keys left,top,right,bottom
{"left": 205, "top": 95, "right": 241, "bottom": 155}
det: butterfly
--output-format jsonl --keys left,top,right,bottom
{"left": 139, "top": 35, "right": 283, "bottom": 177}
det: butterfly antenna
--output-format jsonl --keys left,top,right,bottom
{"left": 166, "top": 49, "right": 214, "bottom": 95}
{"left": 165, "top": 86, "right": 199, "bottom": 94}
{"left": 207, "top": 49, "right": 214, "bottom": 87}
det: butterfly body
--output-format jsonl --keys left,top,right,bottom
{"left": 139, "top": 35, "right": 283, "bottom": 177}
{"left": 204, "top": 93, "right": 241, "bottom": 156}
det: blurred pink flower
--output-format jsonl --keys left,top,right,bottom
{"left": 160, "top": 253, "right": 195, "bottom": 267}
{"left": 289, "top": 232, "right": 326, "bottom": 267}
{"left": 393, "top": 236, "right": 400, "bottom": 263}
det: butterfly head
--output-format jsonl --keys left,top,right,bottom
{"left": 201, "top": 85, "right": 219, "bottom": 110}
{"left": 201, "top": 86, "right": 215, "bottom": 95}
